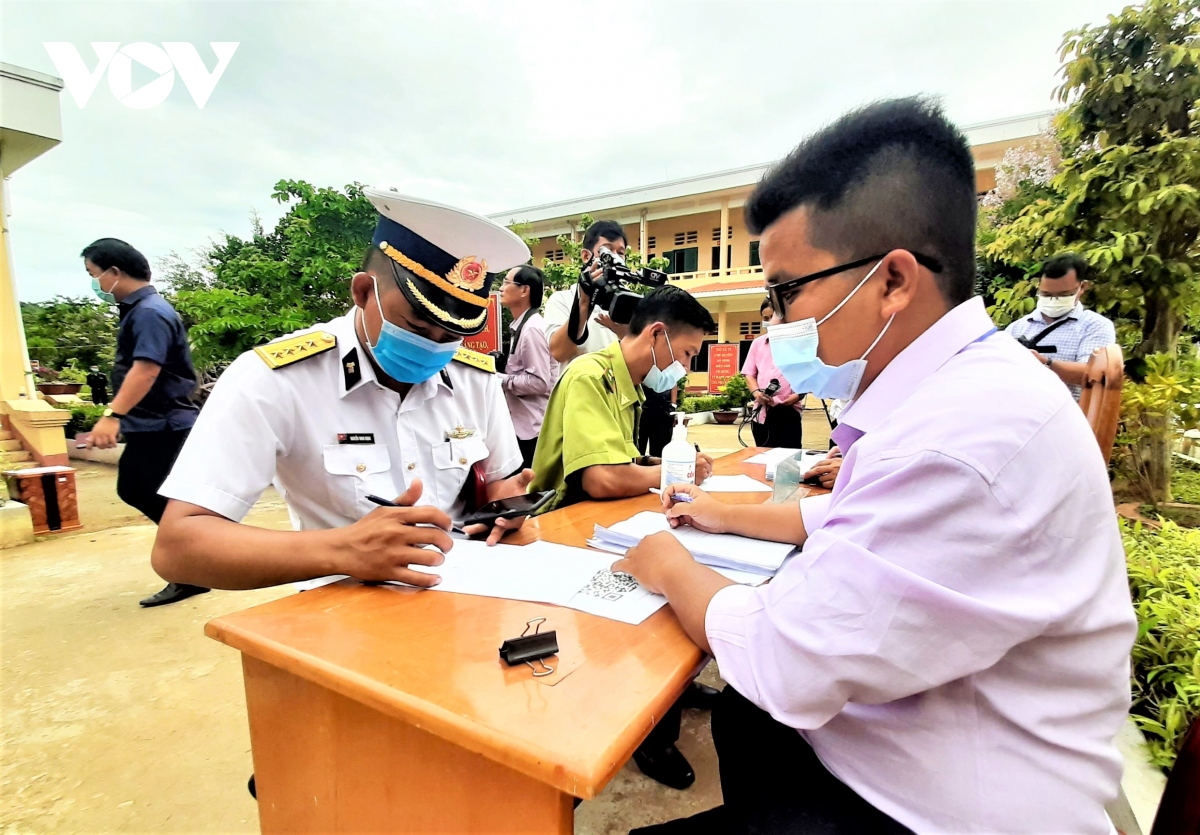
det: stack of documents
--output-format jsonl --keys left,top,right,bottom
{"left": 590, "top": 511, "right": 795, "bottom": 576}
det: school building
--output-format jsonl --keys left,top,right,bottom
{"left": 488, "top": 111, "right": 1053, "bottom": 387}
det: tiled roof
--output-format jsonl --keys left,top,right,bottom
{"left": 685, "top": 278, "right": 765, "bottom": 295}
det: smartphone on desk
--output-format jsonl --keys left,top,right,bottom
{"left": 458, "top": 490, "right": 555, "bottom": 530}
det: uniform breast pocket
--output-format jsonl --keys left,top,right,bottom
{"left": 321, "top": 444, "right": 397, "bottom": 520}
{"left": 429, "top": 437, "right": 489, "bottom": 507}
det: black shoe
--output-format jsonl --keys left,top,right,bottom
{"left": 680, "top": 681, "right": 722, "bottom": 711}
{"left": 139, "top": 583, "right": 210, "bottom": 607}
{"left": 248, "top": 774, "right": 256, "bottom": 800}
{"left": 634, "top": 743, "right": 695, "bottom": 790}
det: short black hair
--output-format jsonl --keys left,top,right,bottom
{"left": 510, "top": 264, "right": 544, "bottom": 308}
{"left": 80, "top": 238, "right": 151, "bottom": 281}
{"left": 745, "top": 97, "right": 978, "bottom": 306}
{"left": 760, "top": 296, "right": 773, "bottom": 314}
{"left": 582, "top": 220, "right": 627, "bottom": 251}
{"left": 628, "top": 285, "right": 716, "bottom": 336}
{"left": 1042, "top": 252, "right": 1088, "bottom": 283}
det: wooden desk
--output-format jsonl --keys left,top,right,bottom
{"left": 205, "top": 447, "right": 793, "bottom": 833}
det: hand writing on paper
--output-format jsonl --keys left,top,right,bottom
{"left": 661, "top": 483, "right": 727, "bottom": 533}
{"left": 611, "top": 530, "right": 693, "bottom": 595}
{"left": 340, "top": 479, "right": 453, "bottom": 586}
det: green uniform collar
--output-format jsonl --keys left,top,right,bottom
{"left": 599, "top": 340, "right": 644, "bottom": 410}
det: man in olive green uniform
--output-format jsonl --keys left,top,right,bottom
{"left": 530, "top": 285, "right": 716, "bottom": 790}
{"left": 532, "top": 286, "right": 715, "bottom": 511}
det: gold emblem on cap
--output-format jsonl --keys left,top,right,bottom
{"left": 379, "top": 242, "right": 488, "bottom": 308}
{"left": 446, "top": 256, "right": 487, "bottom": 291}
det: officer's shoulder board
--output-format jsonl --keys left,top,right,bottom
{"left": 253, "top": 331, "right": 338, "bottom": 369}
{"left": 451, "top": 346, "right": 496, "bottom": 373}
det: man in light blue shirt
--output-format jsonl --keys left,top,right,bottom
{"left": 1005, "top": 253, "right": 1116, "bottom": 400}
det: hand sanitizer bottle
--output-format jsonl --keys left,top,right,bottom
{"left": 660, "top": 412, "right": 697, "bottom": 491}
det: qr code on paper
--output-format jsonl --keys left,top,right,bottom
{"left": 580, "top": 569, "right": 640, "bottom": 601}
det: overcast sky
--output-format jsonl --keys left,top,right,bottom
{"left": 3, "top": 0, "right": 1124, "bottom": 303}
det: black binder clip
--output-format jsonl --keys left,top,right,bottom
{"left": 499, "top": 617, "right": 558, "bottom": 677}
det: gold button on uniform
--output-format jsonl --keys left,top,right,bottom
{"left": 356, "top": 463, "right": 366, "bottom": 473}
{"left": 459, "top": 457, "right": 468, "bottom": 465}
{"left": 407, "top": 462, "right": 416, "bottom": 471}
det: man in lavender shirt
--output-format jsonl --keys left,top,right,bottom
{"left": 497, "top": 265, "right": 556, "bottom": 469}
{"left": 617, "top": 98, "right": 1136, "bottom": 834}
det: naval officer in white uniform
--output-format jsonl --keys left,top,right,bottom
{"left": 152, "top": 188, "right": 534, "bottom": 590}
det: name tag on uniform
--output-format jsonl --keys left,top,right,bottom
{"left": 338, "top": 432, "right": 375, "bottom": 445}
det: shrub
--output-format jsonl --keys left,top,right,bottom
{"left": 1121, "top": 518, "right": 1200, "bottom": 771}
{"left": 679, "top": 395, "right": 724, "bottom": 413}
{"left": 720, "top": 373, "right": 754, "bottom": 411}
{"left": 54, "top": 403, "right": 110, "bottom": 438}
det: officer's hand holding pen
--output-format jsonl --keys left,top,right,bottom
{"left": 661, "top": 483, "right": 727, "bottom": 533}
{"left": 345, "top": 480, "right": 453, "bottom": 587}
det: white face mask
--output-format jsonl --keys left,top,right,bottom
{"left": 1036, "top": 292, "right": 1078, "bottom": 320}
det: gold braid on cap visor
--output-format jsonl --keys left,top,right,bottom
{"left": 405, "top": 279, "right": 488, "bottom": 329}
{"left": 379, "top": 242, "right": 489, "bottom": 307}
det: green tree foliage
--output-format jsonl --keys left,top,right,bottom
{"left": 20, "top": 296, "right": 117, "bottom": 373}
{"left": 986, "top": 0, "right": 1200, "bottom": 502}
{"left": 166, "top": 181, "right": 377, "bottom": 371}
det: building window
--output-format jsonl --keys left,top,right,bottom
{"left": 686, "top": 230, "right": 698, "bottom": 244}
{"left": 647, "top": 236, "right": 656, "bottom": 251}
{"left": 712, "top": 226, "right": 733, "bottom": 241}
{"left": 749, "top": 240, "right": 761, "bottom": 267}
{"left": 739, "top": 321, "right": 762, "bottom": 338}
{"left": 661, "top": 247, "right": 699, "bottom": 274}
{"left": 711, "top": 245, "right": 732, "bottom": 271}
{"left": 545, "top": 249, "right": 564, "bottom": 262}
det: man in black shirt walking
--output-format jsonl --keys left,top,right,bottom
{"left": 82, "top": 238, "right": 207, "bottom": 607}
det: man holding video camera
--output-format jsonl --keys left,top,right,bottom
{"left": 544, "top": 219, "right": 631, "bottom": 366}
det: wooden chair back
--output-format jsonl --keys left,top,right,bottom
{"left": 1078, "top": 344, "right": 1124, "bottom": 466}
{"left": 1150, "top": 715, "right": 1200, "bottom": 835}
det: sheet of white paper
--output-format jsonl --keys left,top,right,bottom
{"left": 586, "top": 538, "right": 773, "bottom": 586}
{"left": 563, "top": 571, "right": 667, "bottom": 625}
{"left": 693, "top": 473, "right": 772, "bottom": 493}
{"left": 397, "top": 539, "right": 610, "bottom": 605}
{"left": 594, "top": 511, "right": 795, "bottom": 573}
{"left": 745, "top": 447, "right": 802, "bottom": 465}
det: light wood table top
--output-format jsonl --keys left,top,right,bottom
{"left": 205, "top": 447, "right": 814, "bottom": 799}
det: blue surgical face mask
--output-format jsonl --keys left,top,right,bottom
{"left": 768, "top": 259, "right": 894, "bottom": 402}
{"left": 644, "top": 330, "right": 687, "bottom": 393}
{"left": 361, "top": 278, "right": 461, "bottom": 384}
{"left": 91, "top": 270, "right": 117, "bottom": 305}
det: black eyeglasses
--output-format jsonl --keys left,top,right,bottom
{"left": 766, "top": 251, "right": 944, "bottom": 313}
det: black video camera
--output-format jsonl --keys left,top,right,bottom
{"left": 579, "top": 246, "right": 670, "bottom": 325}
{"left": 763, "top": 378, "right": 781, "bottom": 398}
{"left": 487, "top": 350, "right": 507, "bottom": 373}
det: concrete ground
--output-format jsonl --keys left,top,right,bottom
{"left": 6, "top": 422, "right": 825, "bottom": 834}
